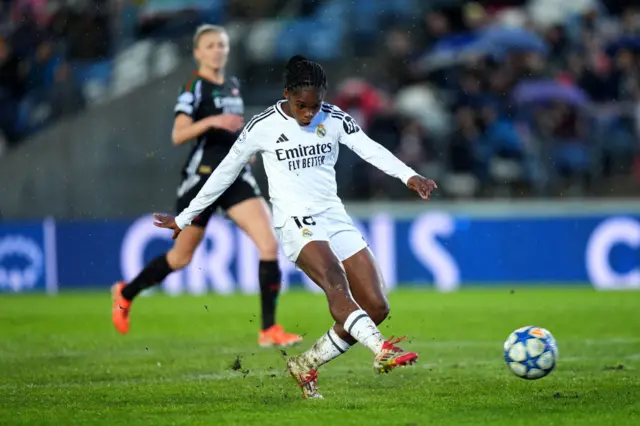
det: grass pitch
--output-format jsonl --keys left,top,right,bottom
{"left": 0, "top": 288, "right": 639, "bottom": 425}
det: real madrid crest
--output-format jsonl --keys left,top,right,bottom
{"left": 316, "top": 124, "right": 326, "bottom": 138}
{"left": 302, "top": 228, "right": 313, "bottom": 238}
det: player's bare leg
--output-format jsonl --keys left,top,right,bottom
{"left": 166, "top": 225, "right": 206, "bottom": 269}
{"left": 300, "top": 248, "right": 416, "bottom": 373}
{"left": 288, "top": 247, "right": 418, "bottom": 397}
{"left": 340, "top": 247, "right": 389, "bottom": 337}
{"left": 340, "top": 248, "right": 417, "bottom": 373}
{"left": 111, "top": 225, "right": 204, "bottom": 334}
{"left": 287, "top": 241, "right": 357, "bottom": 399}
{"left": 295, "top": 242, "right": 364, "bottom": 324}
{"left": 288, "top": 242, "right": 400, "bottom": 398}
{"left": 227, "top": 197, "right": 302, "bottom": 347}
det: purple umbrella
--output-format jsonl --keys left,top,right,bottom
{"left": 465, "top": 27, "right": 548, "bottom": 58}
{"left": 512, "top": 80, "right": 589, "bottom": 107}
{"left": 606, "top": 36, "right": 640, "bottom": 55}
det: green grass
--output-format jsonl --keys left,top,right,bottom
{"left": 0, "top": 288, "right": 639, "bottom": 425}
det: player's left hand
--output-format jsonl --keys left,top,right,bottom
{"left": 407, "top": 175, "right": 437, "bottom": 200}
{"left": 153, "top": 213, "right": 181, "bottom": 240}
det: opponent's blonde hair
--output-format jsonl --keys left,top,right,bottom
{"left": 193, "top": 24, "right": 227, "bottom": 48}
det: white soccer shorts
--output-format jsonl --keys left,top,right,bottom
{"left": 275, "top": 206, "right": 368, "bottom": 263}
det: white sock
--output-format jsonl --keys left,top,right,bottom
{"left": 299, "top": 326, "right": 351, "bottom": 370}
{"left": 343, "top": 309, "right": 386, "bottom": 354}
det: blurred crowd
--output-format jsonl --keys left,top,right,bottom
{"left": 330, "top": 1, "right": 640, "bottom": 199}
{"left": 0, "top": 0, "right": 235, "bottom": 153}
{"left": 0, "top": 0, "right": 116, "bottom": 151}
{"left": 1, "top": 0, "right": 639, "bottom": 200}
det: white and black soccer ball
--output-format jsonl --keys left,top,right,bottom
{"left": 504, "top": 326, "right": 558, "bottom": 380}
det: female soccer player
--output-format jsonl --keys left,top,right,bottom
{"left": 154, "top": 55, "right": 437, "bottom": 399}
{"left": 111, "top": 25, "right": 302, "bottom": 348}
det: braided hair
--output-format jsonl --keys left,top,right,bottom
{"left": 284, "top": 55, "right": 328, "bottom": 93}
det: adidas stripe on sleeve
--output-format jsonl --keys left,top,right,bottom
{"left": 334, "top": 108, "right": 416, "bottom": 185}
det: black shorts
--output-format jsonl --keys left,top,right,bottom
{"left": 176, "top": 167, "right": 261, "bottom": 228}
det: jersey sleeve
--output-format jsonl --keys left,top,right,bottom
{"left": 337, "top": 112, "right": 417, "bottom": 185}
{"left": 175, "top": 126, "right": 260, "bottom": 229}
{"left": 174, "top": 84, "right": 197, "bottom": 118}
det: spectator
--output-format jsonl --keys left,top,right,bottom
{"left": 48, "top": 62, "right": 86, "bottom": 121}
{"left": 372, "top": 28, "right": 417, "bottom": 93}
{"left": 368, "top": 106, "right": 403, "bottom": 152}
{"left": 67, "top": 10, "right": 111, "bottom": 60}
{"left": 544, "top": 25, "right": 570, "bottom": 71}
{"left": 454, "top": 68, "right": 485, "bottom": 108}
{"left": 26, "top": 40, "right": 63, "bottom": 93}
{"left": 462, "top": 3, "right": 488, "bottom": 33}
{"left": 621, "top": 7, "right": 640, "bottom": 36}
{"left": 395, "top": 119, "right": 437, "bottom": 170}
{"left": 333, "top": 79, "right": 387, "bottom": 131}
{"left": 8, "top": 7, "right": 40, "bottom": 58}
{"left": 0, "top": 36, "right": 27, "bottom": 142}
{"left": 449, "top": 106, "right": 481, "bottom": 177}
{"left": 423, "top": 10, "right": 452, "bottom": 49}
{"left": 0, "top": 126, "right": 7, "bottom": 157}
{"left": 368, "top": 115, "right": 437, "bottom": 200}
{"left": 479, "top": 104, "right": 525, "bottom": 163}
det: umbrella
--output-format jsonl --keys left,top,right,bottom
{"left": 414, "top": 33, "right": 479, "bottom": 72}
{"left": 512, "top": 80, "right": 589, "bottom": 107}
{"left": 431, "top": 33, "right": 479, "bottom": 54}
{"left": 466, "top": 27, "right": 548, "bottom": 57}
{"left": 606, "top": 36, "right": 640, "bottom": 55}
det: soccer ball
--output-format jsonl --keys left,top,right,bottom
{"left": 504, "top": 326, "right": 558, "bottom": 380}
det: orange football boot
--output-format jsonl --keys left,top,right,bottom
{"left": 258, "top": 324, "right": 303, "bottom": 347}
{"left": 111, "top": 281, "right": 131, "bottom": 334}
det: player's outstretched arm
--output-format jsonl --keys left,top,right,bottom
{"left": 338, "top": 114, "right": 437, "bottom": 199}
{"left": 155, "top": 129, "right": 258, "bottom": 239}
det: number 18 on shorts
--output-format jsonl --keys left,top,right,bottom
{"left": 275, "top": 206, "right": 368, "bottom": 263}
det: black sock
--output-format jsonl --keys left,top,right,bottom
{"left": 121, "top": 255, "right": 174, "bottom": 301}
{"left": 259, "top": 260, "right": 281, "bottom": 330}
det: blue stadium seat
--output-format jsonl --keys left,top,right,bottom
{"left": 196, "top": 0, "right": 226, "bottom": 24}
{"left": 391, "top": 0, "right": 417, "bottom": 16}
{"left": 308, "top": 23, "right": 343, "bottom": 60}
{"left": 349, "top": 0, "right": 418, "bottom": 38}
{"left": 274, "top": 19, "right": 343, "bottom": 60}
{"left": 274, "top": 21, "right": 305, "bottom": 59}
{"left": 71, "top": 61, "right": 113, "bottom": 86}
{"left": 350, "top": 0, "right": 379, "bottom": 36}
{"left": 139, "top": 0, "right": 224, "bottom": 15}
{"left": 316, "top": 0, "right": 348, "bottom": 33}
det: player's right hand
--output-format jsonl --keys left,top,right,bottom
{"left": 407, "top": 175, "right": 437, "bottom": 200}
{"left": 153, "top": 213, "right": 181, "bottom": 240}
{"left": 208, "top": 114, "right": 244, "bottom": 132}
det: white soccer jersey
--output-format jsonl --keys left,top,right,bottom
{"left": 174, "top": 101, "right": 417, "bottom": 229}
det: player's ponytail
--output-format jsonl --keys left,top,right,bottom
{"left": 284, "top": 54, "right": 327, "bottom": 93}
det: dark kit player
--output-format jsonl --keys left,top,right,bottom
{"left": 112, "top": 25, "right": 302, "bottom": 348}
